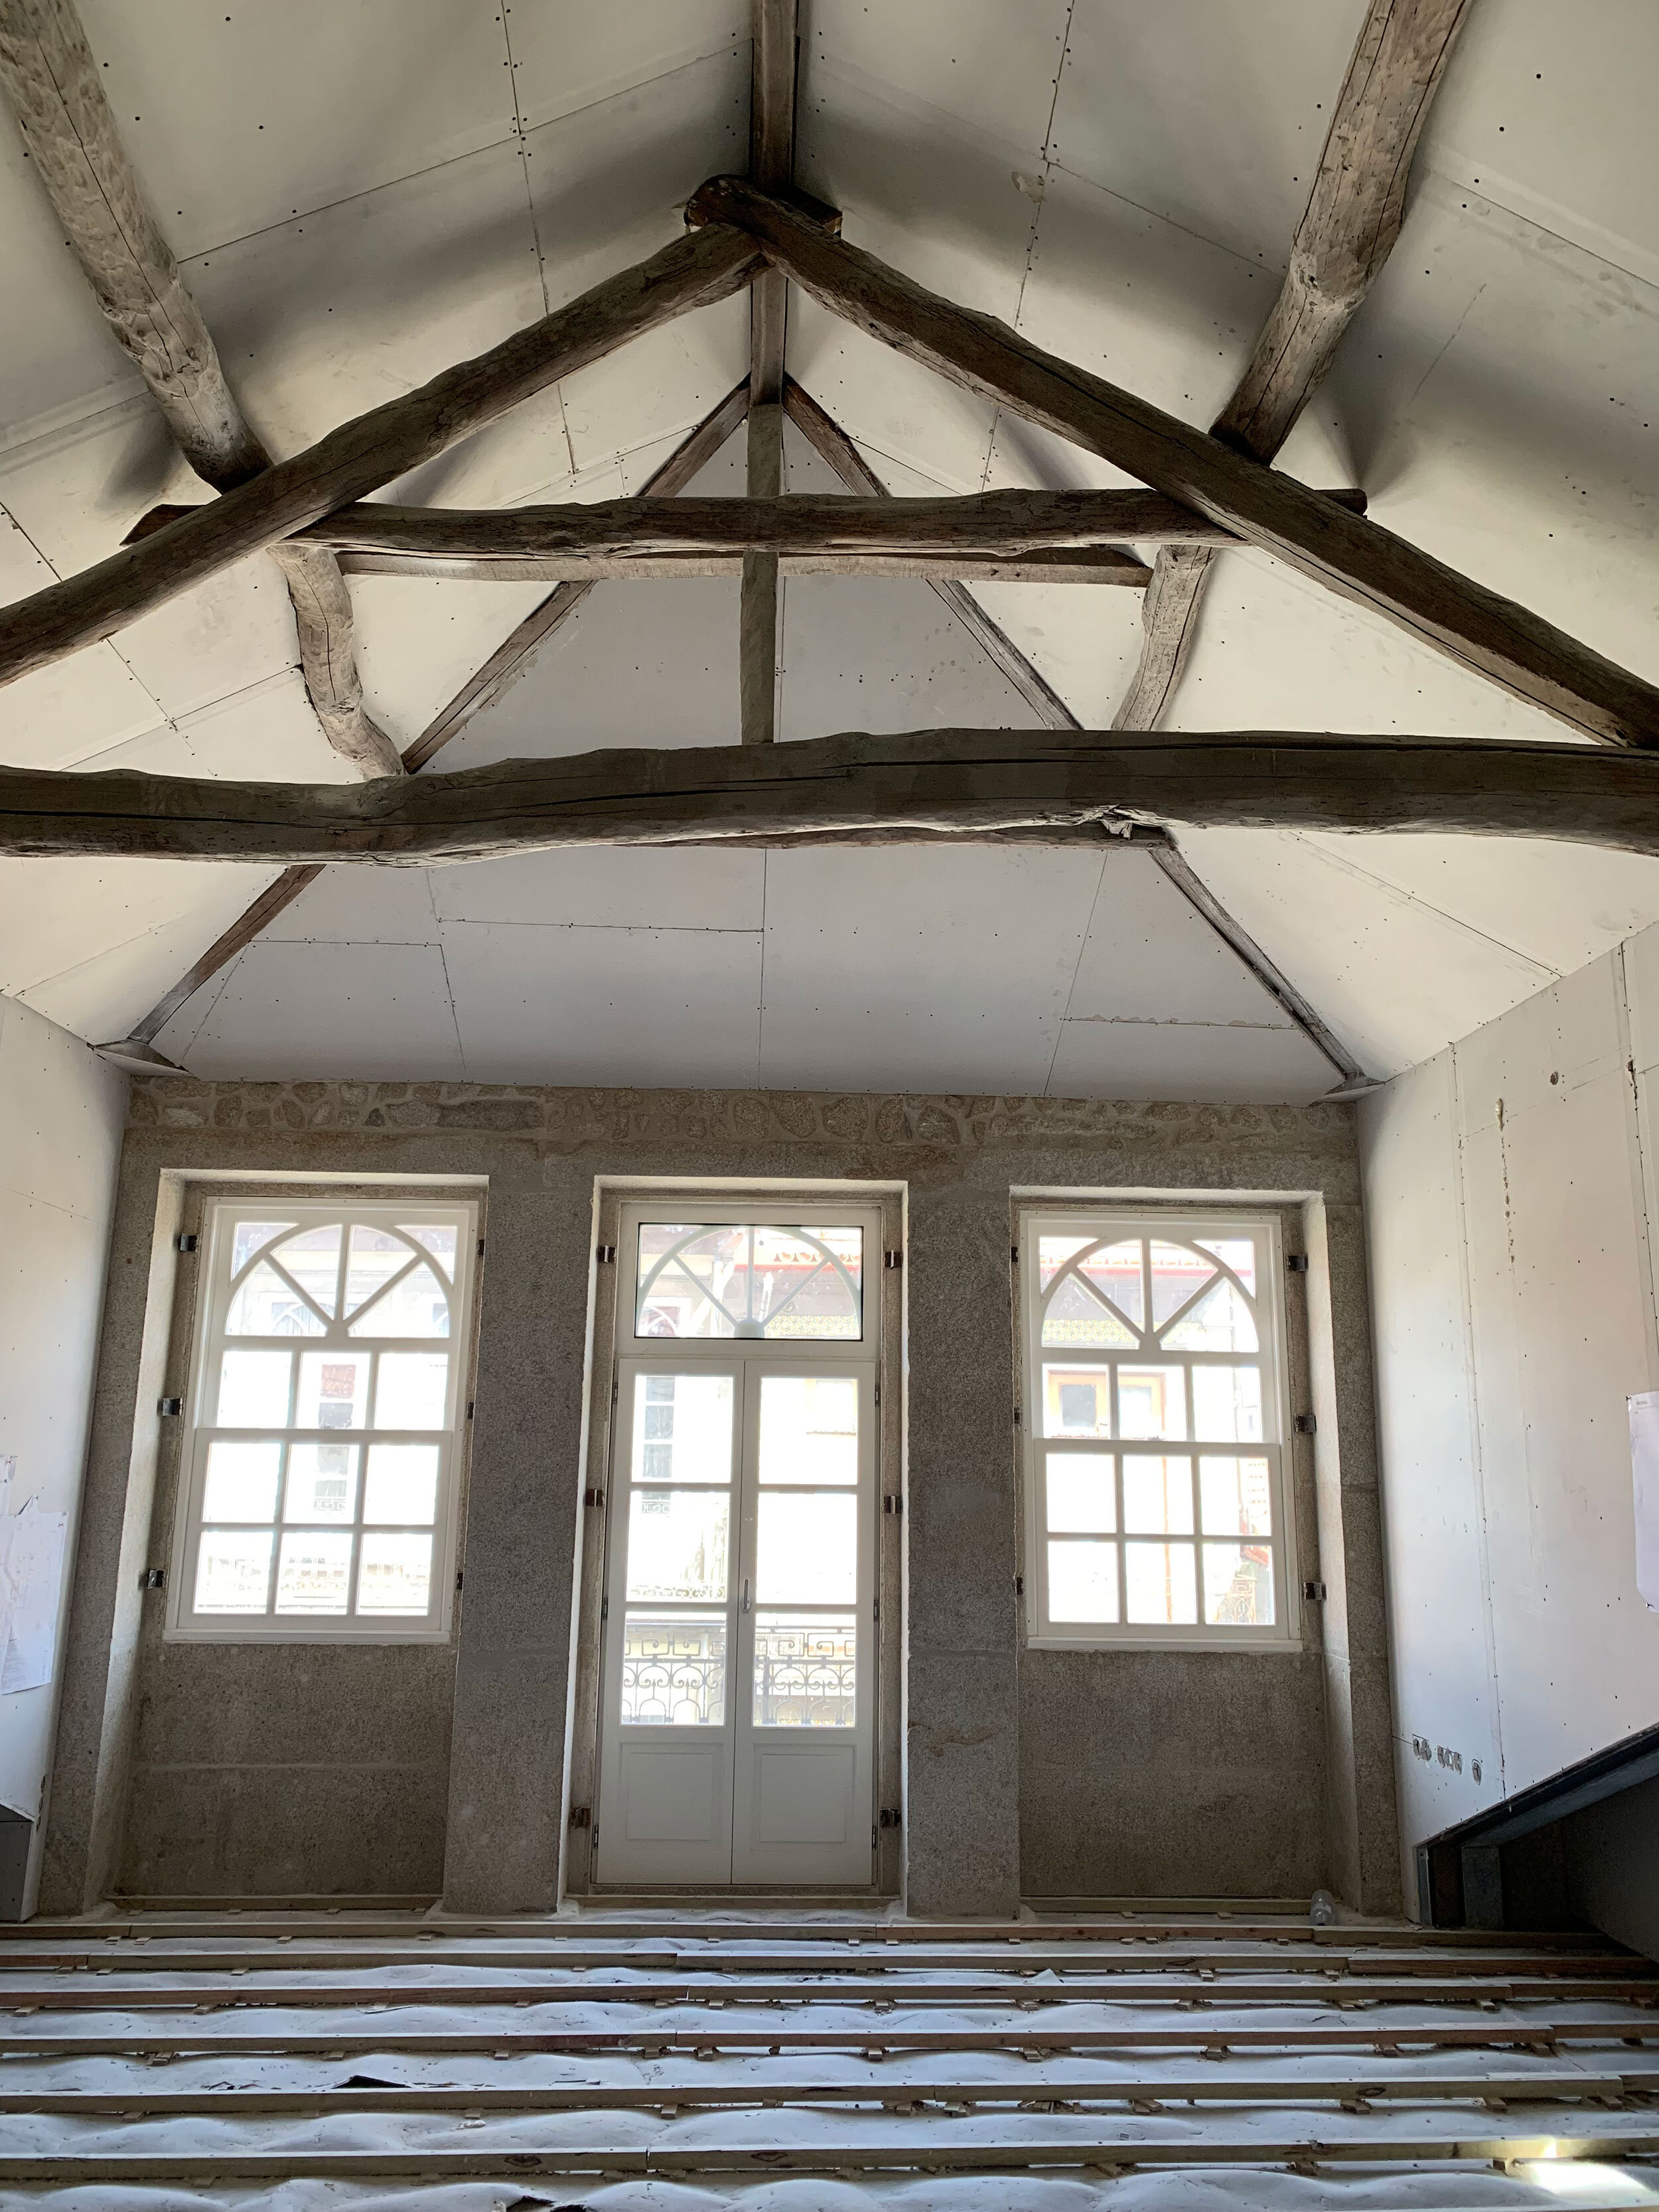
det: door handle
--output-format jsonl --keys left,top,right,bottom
{"left": 741, "top": 1577, "right": 751, "bottom": 1614}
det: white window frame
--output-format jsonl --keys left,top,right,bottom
{"left": 165, "top": 1195, "right": 479, "bottom": 1645}
{"left": 1019, "top": 1207, "right": 1299, "bottom": 1653}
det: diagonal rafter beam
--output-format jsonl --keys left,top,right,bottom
{"left": 0, "top": 0, "right": 401, "bottom": 777}
{"left": 108, "top": 383, "right": 754, "bottom": 1055}
{"left": 782, "top": 378, "right": 1365, "bottom": 1081}
{"left": 0, "top": 225, "right": 763, "bottom": 686}
{"left": 7, "top": 733, "right": 1654, "bottom": 863}
{"left": 1117, "top": 0, "right": 1475, "bottom": 731}
{"left": 741, "top": 0, "right": 798, "bottom": 745}
{"left": 688, "top": 177, "right": 1659, "bottom": 752}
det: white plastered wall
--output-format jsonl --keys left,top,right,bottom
{"left": 1360, "top": 926, "right": 1659, "bottom": 1909}
{"left": 0, "top": 997, "right": 127, "bottom": 1916}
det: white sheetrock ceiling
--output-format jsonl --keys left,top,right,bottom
{"left": 0, "top": 0, "right": 1656, "bottom": 1091}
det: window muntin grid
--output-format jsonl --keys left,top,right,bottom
{"left": 634, "top": 1222, "right": 863, "bottom": 1341}
{"left": 1022, "top": 1214, "right": 1295, "bottom": 1649}
{"left": 169, "top": 1200, "right": 476, "bottom": 1642}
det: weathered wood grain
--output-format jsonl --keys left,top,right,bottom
{"left": 130, "top": 488, "right": 1361, "bottom": 558}
{"left": 0, "top": 223, "right": 762, "bottom": 686}
{"left": 0, "top": 0, "right": 401, "bottom": 775}
{"left": 1118, "top": 0, "right": 1474, "bottom": 733}
{"left": 331, "top": 550, "right": 1153, "bottom": 584}
{"left": 9, "top": 732, "right": 1654, "bottom": 863}
{"left": 741, "top": 0, "right": 798, "bottom": 744}
{"left": 691, "top": 177, "right": 1659, "bottom": 750}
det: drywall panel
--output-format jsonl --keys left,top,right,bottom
{"left": 807, "top": 0, "right": 1070, "bottom": 162}
{"left": 430, "top": 847, "right": 765, "bottom": 934}
{"left": 443, "top": 919, "right": 762, "bottom": 1088}
{"left": 350, "top": 577, "right": 574, "bottom": 756}
{"left": 0, "top": 997, "right": 126, "bottom": 1914}
{"left": 0, "top": 512, "right": 165, "bottom": 770}
{"left": 74, "top": 0, "right": 518, "bottom": 259}
{"left": 788, "top": 301, "right": 1001, "bottom": 501}
{"left": 1046, "top": 0, "right": 1370, "bottom": 271}
{"left": 1171, "top": 830, "right": 1557, "bottom": 1077}
{"left": 778, "top": 573, "right": 1042, "bottom": 741}
{"left": 757, "top": 845, "right": 1100, "bottom": 1095}
{"left": 1422, "top": 0, "right": 1659, "bottom": 285}
{"left": 1357, "top": 1053, "right": 1504, "bottom": 1867}
{"left": 261, "top": 869, "right": 443, "bottom": 947}
{"left": 1047, "top": 1018, "right": 1333, "bottom": 1106}
{"left": 508, "top": 2, "right": 745, "bottom": 138}
{"left": 1068, "top": 853, "right": 1305, "bottom": 1025}
{"left": 183, "top": 942, "right": 465, "bottom": 1080}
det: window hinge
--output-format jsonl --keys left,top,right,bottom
{"left": 157, "top": 1398, "right": 182, "bottom": 1418}
{"left": 569, "top": 1805, "right": 592, "bottom": 1829}
{"left": 1013, "top": 1406, "right": 1022, "bottom": 1428}
{"left": 611, "top": 1378, "right": 619, "bottom": 1407}
{"left": 883, "top": 1249, "right": 902, "bottom": 1271}
{"left": 1294, "top": 1412, "right": 1317, "bottom": 1435}
{"left": 879, "top": 1806, "right": 902, "bottom": 1830}
{"left": 467, "top": 1400, "right": 475, "bottom": 1421}
{"left": 882, "top": 1495, "right": 902, "bottom": 1516}
{"left": 596, "top": 1243, "right": 616, "bottom": 1266}
{"left": 1287, "top": 1253, "right": 1309, "bottom": 1274}
{"left": 873, "top": 1380, "right": 881, "bottom": 1407}
{"left": 455, "top": 1570, "right": 464, "bottom": 1592}
{"left": 872, "top": 1595, "right": 879, "bottom": 1622}
{"left": 173, "top": 1233, "right": 198, "bottom": 1254}
{"left": 141, "top": 1567, "right": 166, "bottom": 1591}
{"left": 601, "top": 1594, "right": 609, "bottom": 1623}
{"left": 476, "top": 1236, "right": 486, "bottom": 1258}
{"left": 1011, "top": 1245, "right": 1020, "bottom": 1266}
{"left": 1015, "top": 1574, "right": 1025, "bottom": 1596}
{"left": 1302, "top": 1579, "right": 1328, "bottom": 1603}
{"left": 584, "top": 1487, "right": 606, "bottom": 1510}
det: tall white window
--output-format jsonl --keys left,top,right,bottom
{"left": 167, "top": 1198, "right": 478, "bottom": 1642}
{"left": 1019, "top": 1210, "right": 1296, "bottom": 1649}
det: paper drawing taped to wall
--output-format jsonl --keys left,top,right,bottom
{"left": 1629, "top": 1394, "right": 1659, "bottom": 1612}
{"left": 0, "top": 1458, "right": 69, "bottom": 1696}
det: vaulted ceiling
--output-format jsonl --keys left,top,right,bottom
{"left": 2, "top": 0, "right": 1656, "bottom": 1096}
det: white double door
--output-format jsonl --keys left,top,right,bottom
{"left": 596, "top": 1354, "right": 876, "bottom": 1886}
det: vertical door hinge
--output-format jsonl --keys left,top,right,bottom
{"left": 596, "top": 1244, "right": 616, "bottom": 1266}
{"left": 873, "top": 1380, "right": 881, "bottom": 1407}
{"left": 883, "top": 1250, "right": 902, "bottom": 1270}
{"left": 141, "top": 1567, "right": 166, "bottom": 1591}
{"left": 882, "top": 1495, "right": 902, "bottom": 1516}
{"left": 1294, "top": 1413, "right": 1317, "bottom": 1435}
{"left": 601, "top": 1594, "right": 609, "bottom": 1622}
{"left": 157, "top": 1398, "right": 182, "bottom": 1418}
{"left": 476, "top": 1236, "right": 486, "bottom": 1258}
{"left": 467, "top": 1400, "right": 475, "bottom": 1421}
{"left": 584, "top": 1487, "right": 606, "bottom": 1510}
{"left": 569, "top": 1805, "right": 592, "bottom": 1829}
{"left": 879, "top": 1806, "right": 902, "bottom": 1830}
{"left": 1302, "top": 1579, "right": 1328, "bottom": 1603}
{"left": 173, "top": 1233, "right": 198, "bottom": 1254}
{"left": 455, "top": 1570, "right": 464, "bottom": 1591}
{"left": 1286, "top": 1252, "right": 1309, "bottom": 1274}
{"left": 1015, "top": 1574, "right": 1024, "bottom": 1596}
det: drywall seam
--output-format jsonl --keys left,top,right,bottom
{"left": 1447, "top": 1039, "right": 1506, "bottom": 1799}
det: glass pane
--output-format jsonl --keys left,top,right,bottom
{"left": 1118, "top": 1364, "right": 1187, "bottom": 1439}
{"left": 1150, "top": 1241, "right": 1216, "bottom": 1330}
{"left": 1200, "top": 1455, "right": 1273, "bottom": 1537}
{"left": 632, "top": 1373, "right": 734, "bottom": 1483}
{"left": 1037, "top": 1234, "right": 1094, "bottom": 1291}
{"left": 269, "top": 1226, "right": 341, "bottom": 1317}
{"left": 400, "top": 1222, "right": 458, "bottom": 1279}
{"left": 626, "top": 1489, "right": 729, "bottom": 1601}
{"left": 1047, "top": 1539, "right": 1119, "bottom": 1623}
{"left": 364, "top": 1443, "right": 441, "bottom": 1524}
{"left": 758, "top": 1374, "right": 858, "bottom": 1485}
{"left": 216, "top": 1349, "right": 291, "bottom": 1427}
{"left": 1042, "top": 1272, "right": 1137, "bottom": 1351}
{"left": 1204, "top": 1541, "right": 1276, "bottom": 1626}
{"left": 344, "top": 1223, "right": 423, "bottom": 1317}
{"left": 275, "top": 1530, "right": 352, "bottom": 1613}
{"left": 621, "top": 1613, "right": 725, "bottom": 1725}
{"left": 226, "top": 1261, "right": 326, "bottom": 1337}
{"left": 283, "top": 1442, "right": 360, "bottom": 1522}
{"left": 1196, "top": 1236, "right": 1258, "bottom": 1297}
{"left": 1076, "top": 1240, "right": 1143, "bottom": 1331}
{"left": 350, "top": 1260, "right": 450, "bottom": 1339}
{"left": 635, "top": 1222, "right": 863, "bottom": 1340}
{"left": 753, "top": 1613, "right": 856, "bottom": 1726}
{"left": 297, "top": 1351, "right": 371, "bottom": 1431}
{"left": 201, "top": 1439, "right": 281, "bottom": 1522}
{"left": 194, "top": 1530, "right": 273, "bottom": 1613}
{"left": 1165, "top": 1277, "right": 1258, "bottom": 1352}
{"left": 1125, "top": 1540, "right": 1198, "bottom": 1625}
{"left": 1122, "top": 1454, "right": 1195, "bottom": 1534}
{"left": 375, "top": 1352, "right": 450, "bottom": 1430}
{"left": 357, "top": 1532, "right": 433, "bottom": 1613}
{"left": 1042, "top": 1364, "right": 1110, "bottom": 1439}
{"left": 1045, "top": 1452, "right": 1116, "bottom": 1532}
{"left": 1191, "top": 1364, "right": 1264, "bottom": 1443}
{"left": 230, "top": 1220, "right": 296, "bottom": 1276}
{"left": 755, "top": 1491, "right": 857, "bottom": 1603}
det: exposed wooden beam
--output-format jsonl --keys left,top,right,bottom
{"left": 742, "top": 0, "right": 798, "bottom": 745}
{"left": 689, "top": 177, "right": 1659, "bottom": 751}
{"left": 125, "top": 488, "right": 1321, "bottom": 559}
{"left": 0, "top": 224, "right": 762, "bottom": 687}
{"left": 111, "top": 384, "right": 755, "bottom": 1050}
{"left": 1117, "top": 0, "right": 1475, "bottom": 731}
{"left": 0, "top": 0, "right": 401, "bottom": 776}
{"left": 9, "top": 732, "right": 1653, "bottom": 864}
{"left": 331, "top": 550, "right": 1154, "bottom": 584}
{"left": 782, "top": 378, "right": 1364, "bottom": 1080}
